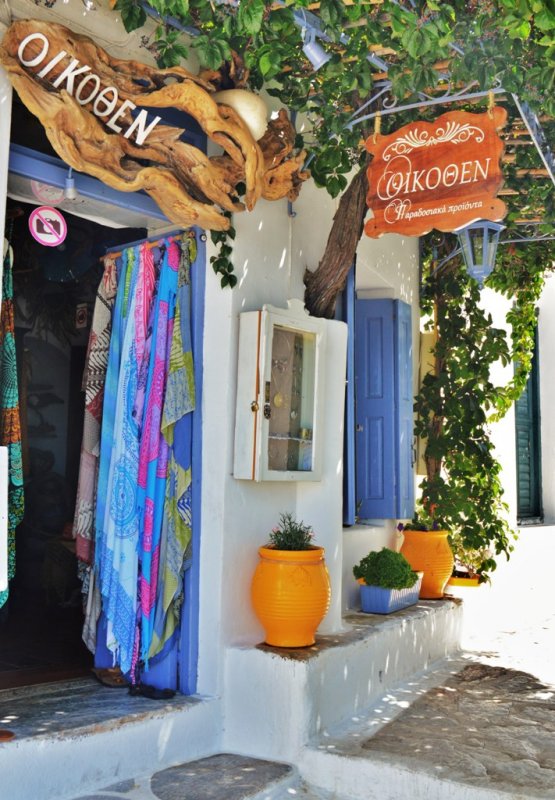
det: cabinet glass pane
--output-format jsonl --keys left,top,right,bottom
{"left": 267, "top": 325, "right": 316, "bottom": 472}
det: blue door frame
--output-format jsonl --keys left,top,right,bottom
{"left": 8, "top": 144, "right": 205, "bottom": 695}
{"left": 9, "top": 144, "right": 168, "bottom": 221}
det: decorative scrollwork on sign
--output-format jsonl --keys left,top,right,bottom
{"left": 383, "top": 121, "right": 485, "bottom": 161}
{"left": 365, "top": 107, "right": 507, "bottom": 239}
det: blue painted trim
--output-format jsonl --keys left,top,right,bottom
{"left": 179, "top": 225, "right": 205, "bottom": 695}
{"left": 342, "top": 268, "right": 356, "bottom": 526}
{"left": 344, "top": 268, "right": 356, "bottom": 526}
{"left": 9, "top": 144, "right": 168, "bottom": 221}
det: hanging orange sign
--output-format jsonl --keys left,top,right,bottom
{"left": 364, "top": 107, "right": 507, "bottom": 238}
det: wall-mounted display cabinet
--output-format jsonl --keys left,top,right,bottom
{"left": 233, "top": 300, "right": 327, "bottom": 481}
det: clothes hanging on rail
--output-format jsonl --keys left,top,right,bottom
{"left": 75, "top": 233, "right": 195, "bottom": 679}
{"left": 0, "top": 243, "right": 24, "bottom": 609}
{"left": 73, "top": 254, "right": 118, "bottom": 567}
{"left": 97, "top": 243, "right": 157, "bottom": 675}
{"left": 148, "top": 236, "right": 196, "bottom": 661}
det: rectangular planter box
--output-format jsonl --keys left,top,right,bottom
{"left": 360, "top": 574, "right": 423, "bottom": 614}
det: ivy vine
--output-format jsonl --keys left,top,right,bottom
{"left": 109, "top": 0, "right": 555, "bottom": 575}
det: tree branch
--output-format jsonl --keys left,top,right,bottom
{"left": 304, "top": 163, "right": 369, "bottom": 319}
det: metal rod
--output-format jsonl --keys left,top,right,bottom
{"left": 105, "top": 228, "right": 184, "bottom": 255}
{"left": 511, "top": 93, "right": 555, "bottom": 189}
{"left": 346, "top": 87, "right": 507, "bottom": 129}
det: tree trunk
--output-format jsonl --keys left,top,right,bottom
{"left": 304, "top": 164, "right": 369, "bottom": 319}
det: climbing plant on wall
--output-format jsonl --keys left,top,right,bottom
{"left": 412, "top": 233, "right": 553, "bottom": 581}
{"left": 112, "top": 0, "right": 555, "bottom": 302}
{"left": 112, "top": 0, "right": 555, "bottom": 577}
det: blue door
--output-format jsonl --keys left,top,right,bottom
{"left": 354, "top": 299, "right": 414, "bottom": 521}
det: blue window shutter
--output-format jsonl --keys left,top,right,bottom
{"left": 354, "top": 299, "right": 396, "bottom": 519}
{"left": 394, "top": 300, "right": 415, "bottom": 519}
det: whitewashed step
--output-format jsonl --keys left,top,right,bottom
{"left": 299, "top": 655, "right": 555, "bottom": 800}
{"left": 0, "top": 678, "right": 221, "bottom": 800}
{"left": 224, "top": 599, "right": 463, "bottom": 762}
{"left": 67, "top": 754, "right": 300, "bottom": 800}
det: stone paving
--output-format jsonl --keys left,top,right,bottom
{"left": 69, "top": 754, "right": 298, "bottom": 800}
{"left": 361, "top": 661, "right": 555, "bottom": 797}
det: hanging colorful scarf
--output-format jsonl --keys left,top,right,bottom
{"left": 73, "top": 254, "right": 118, "bottom": 566}
{"left": 96, "top": 244, "right": 157, "bottom": 673}
{"left": 136, "top": 240, "right": 180, "bottom": 664}
{"left": 0, "top": 245, "right": 24, "bottom": 609}
{"left": 95, "top": 246, "right": 139, "bottom": 569}
{"left": 148, "top": 235, "right": 196, "bottom": 661}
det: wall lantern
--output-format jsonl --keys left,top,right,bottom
{"left": 302, "top": 30, "right": 331, "bottom": 71}
{"left": 456, "top": 220, "right": 505, "bottom": 287}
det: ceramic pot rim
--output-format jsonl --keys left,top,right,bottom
{"left": 258, "top": 544, "right": 325, "bottom": 562}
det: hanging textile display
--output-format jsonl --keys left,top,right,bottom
{"left": 149, "top": 237, "right": 196, "bottom": 660}
{"left": 97, "top": 243, "right": 157, "bottom": 675}
{"left": 135, "top": 240, "right": 179, "bottom": 667}
{"left": 73, "top": 254, "right": 118, "bottom": 566}
{"left": 75, "top": 232, "right": 195, "bottom": 680}
{"left": 75, "top": 248, "right": 137, "bottom": 652}
{"left": 0, "top": 242, "right": 24, "bottom": 609}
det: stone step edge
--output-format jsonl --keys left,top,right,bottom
{"left": 306, "top": 654, "right": 466, "bottom": 743}
{"left": 223, "top": 603, "right": 463, "bottom": 762}
{"left": 298, "top": 747, "right": 515, "bottom": 800}
{"left": 0, "top": 696, "right": 223, "bottom": 800}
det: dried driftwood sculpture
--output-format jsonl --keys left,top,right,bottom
{"left": 0, "top": 20, "right": 308, "bottom": 231}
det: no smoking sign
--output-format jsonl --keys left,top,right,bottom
{"left": 29, "top": 206, "right": 67, "bottom": 247}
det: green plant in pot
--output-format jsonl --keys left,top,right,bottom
{"left": 251, "top": 513, "right": 331, "bottom": 647}
{"left": 447, "top": 531, "right": 492, "bottom": 587}
{"left": 353, "top": 548, "right": 422, "bottom": 615}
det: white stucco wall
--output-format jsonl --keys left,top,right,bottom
{"left": 198, "top": 195, "right": 350, "bottom": 696}
{"left": 483, "top": 288, "right": 518, "bottom": 532}
{"left": 538, "top": 272, "right": 555, "bottom": 522}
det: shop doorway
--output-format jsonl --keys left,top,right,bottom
{"left": 1, "top": 89, "right": 204, "bottom": 694}
{"left": 1, "top": 199, "right": 149, "bottom": 689}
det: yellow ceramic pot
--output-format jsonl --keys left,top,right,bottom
{"left": 447, "top": 575, "right": 480, "bottom": 588}
{"left": 400, "top": 529, "right": 454, "bottom": 599}
{"left": 251, "top": 545, "right": 331, "bottom": 647}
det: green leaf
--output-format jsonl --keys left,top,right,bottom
{"left": 535, "top": 8, "right": 555, "bottom": 31}
{"left": 326, "top": 173, "right": 347, "bottom": 197}
{"left": 114, "top": 0, "right": 146, "bottom": 33}
{"left": 237, "top": 0, "right": 265, "bottom": 36}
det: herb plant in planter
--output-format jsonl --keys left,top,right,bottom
{"left": 353, "top": 548, "right": 422, "bottom": 614}
{"left": 251, "top": 513, "right": 331, "bottom": 648}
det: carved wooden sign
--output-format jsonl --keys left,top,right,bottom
{"left": 364, "top": 108, "right": 507, "bottom": 238}
{"left": 0, "top": 20, "right": 308, "bottom": 231}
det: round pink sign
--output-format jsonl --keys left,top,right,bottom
{"left": 30, "top": 180, "right": 65, "bottom": 206}
{"left": 29, "top": 206, "right": 68, "bottom": 247}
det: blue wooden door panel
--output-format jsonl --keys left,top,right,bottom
{"left": 354, "top": 299, "right": 414, "bottom": 521}
{"left": 355, "top": 300, "right": 395, "bottom": 519}
{"left": 394, "top": 300, "right": 414, "bottom": 519}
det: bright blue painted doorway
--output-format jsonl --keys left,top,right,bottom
{"left": 7, "top": 143, "right": 204, "bottom": 695}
